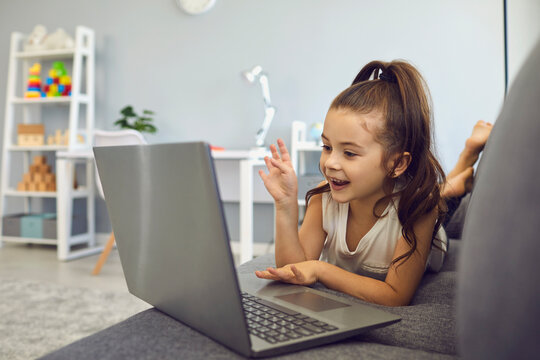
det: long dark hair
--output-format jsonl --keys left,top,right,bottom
{"left": 306, "top": 60, "right": 446, "bottom": 265}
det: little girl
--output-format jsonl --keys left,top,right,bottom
{"left": 255, "top": 60, "right": 491, "bottom": 306}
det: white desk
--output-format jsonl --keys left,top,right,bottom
{"left": 56, "top": 148, "right": 270, "bottom": 264}
{"left": 212, "top": 149, "right": 270, "bottom": 264}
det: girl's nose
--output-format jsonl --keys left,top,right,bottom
{"left": 324, "top": 153, "right": 341, "bottom": 171}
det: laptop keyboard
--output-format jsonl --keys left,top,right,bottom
{"left": 241, "top": 292, "right": 339, "bottom": 344}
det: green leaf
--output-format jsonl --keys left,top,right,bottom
{"left": 144, "top": 124, "right": 157, "bottom": 133}
{"left": 117, "top": 106, "right": 158, "bottom": 133}
{"left": 114, "top": 119, "right": 128, "bottom": 128}
{"left": 120, "top": 106, "right": 137, "bottom": 118}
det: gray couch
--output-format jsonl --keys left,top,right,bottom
{"left": 41, "top": 40, "right": 540, "bottom": 359}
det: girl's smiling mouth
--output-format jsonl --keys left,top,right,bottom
{"left": 328, "top": 177, "right": 350, "bottom": 190}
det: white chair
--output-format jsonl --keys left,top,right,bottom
{"left": 92, "top": 129, "right": 147, "bottom": 275}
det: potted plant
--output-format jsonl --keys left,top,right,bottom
{"left": 114, "top": 105, "right": 157, "bottom": 134}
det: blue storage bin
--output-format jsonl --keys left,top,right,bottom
{"left": 20, "top": 213, "right": 56, "bottom": 238}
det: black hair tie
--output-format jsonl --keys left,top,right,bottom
{"left": 379, "top": 71, "right": 397, "bottom": 83}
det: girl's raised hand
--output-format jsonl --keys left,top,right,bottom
{"left": 258, "top": 139, "right": 297, "bottom": 206}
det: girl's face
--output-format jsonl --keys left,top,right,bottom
{"left": 320, "top": 108, "right": 390, "bottom": 205}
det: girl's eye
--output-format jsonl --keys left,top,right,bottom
{"left": 344, "top": 151, "right": 356, "bottom": 157}
{"left": 321, "top": 145, "right": 331, "bottom": 151}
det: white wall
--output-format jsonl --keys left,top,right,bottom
{"left": 0, "top": 0, "right": 507, "bottom": 238}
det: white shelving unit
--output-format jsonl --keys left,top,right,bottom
{"left": 291, "top": 121, "right": 322, "bottom": 207}
{"left": 0, "top": 26, "right": 99, "bottom": 260}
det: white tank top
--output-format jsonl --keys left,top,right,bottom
{"left": 319, "top": 192, "right": 447, "bottom": 280}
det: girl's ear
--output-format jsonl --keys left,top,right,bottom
{"left": 390, "top": 152, "right": 411, "bottom": 178}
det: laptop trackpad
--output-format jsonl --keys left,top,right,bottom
{"left": 275, "top": 291, "right": 350, "bottom": 312}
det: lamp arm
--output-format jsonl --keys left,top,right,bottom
{"left": 258, "top": 74, "right": 272, "bottom": 107}
{"left": 255, "top": 106, "right": 276, "bottom": 147}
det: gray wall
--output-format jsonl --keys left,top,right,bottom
{"left": 0, "top": 0, "right": 506, "bottom": 242}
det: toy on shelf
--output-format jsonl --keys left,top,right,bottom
{"left": 42, "top": 61, "right": 71, "bottom": 97}
{"left": 24, "top": 63, "right": 45, "bottom": 98}
{"left": 309, "top": 122, "right": 324, "bottom": 144}
{"left": 17, "top": 156, "right": 56, "bottom": 192}
{"left": 17, "top": 124, "right": 44, "bottom": 146}
{"left": 23, "top": 25, "right": 75, "bottom": 52}
{"left": 43, "top": 28, "right": 75, "bottom": 50}
{"left": 23, "top": 25, "right": 48, "bottom": 52}
{"left": 46, "top": 129, "right": 84, "bottom": 146}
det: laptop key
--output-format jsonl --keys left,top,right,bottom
{"left": 275, "top": 334, "right": 290, "bottom": 342}
{"left": 295, "top": 327, "right": 313, "bottom": 336}
{"left": 313, "top": 321, "right": 329, "bottom": 327}
{"left": 302, "top": 323, "right": 326, "bottom": 334}
{"left": 287, "top": 331, "right": 302, "bottom": 339}
{"left": 254, "top": 298, "right": 300, "bottom": 316}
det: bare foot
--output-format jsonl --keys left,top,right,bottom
{"left": 442, "top": 167, "right": 474, "bottom": 198}
{"left": 465, "top": 120, "right": 493, "bottom": 156}
{"left": 448, "top": 121, "right": 493, "bottom": 180}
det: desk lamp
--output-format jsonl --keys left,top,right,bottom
{"left": 242, "top": 65, "right": 276, "bottom": 148}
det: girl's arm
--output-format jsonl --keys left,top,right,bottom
{"left": 259, "top": 140, "right": 326, "bottom": 267}
{"left": 256, "top": 207, "right": 437, "bottom": 307}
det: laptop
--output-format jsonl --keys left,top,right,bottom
{"left": 93, "top": 141, "right": 400, "bottom": 358}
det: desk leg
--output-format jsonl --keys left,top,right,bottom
{"left": 239, "top": 160, "right": 253, "bottom": 264}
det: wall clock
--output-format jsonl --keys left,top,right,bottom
{"left": 176, "top": 0, "right": 216, "bottom": 15}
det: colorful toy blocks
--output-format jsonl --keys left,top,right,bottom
{"left": 24, "top": 63, "right": 45, "bottom": 98}
{"left": 42, "top": 62, "right": 71, "bottom": 97}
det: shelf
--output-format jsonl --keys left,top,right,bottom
{"left": 8, "top": 145, "right": 69, "bottom": 151}
{"left": 14, "top": 48, "right": 79, "bottom": 61}
{"left": 10, "top": 95, "right": 89, "bottom": 105}
{"left": 2, "top": 236, "right": 57, "bottom": 245}
{"left": 4, "top": 187, "right": 91, "bottom": 198}
{"left": 1, "top": 26, "right": 96, "bottom": 261}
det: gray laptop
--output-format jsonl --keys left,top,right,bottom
{"left": 93, "top": 141, "right": 400, "bottom": 358}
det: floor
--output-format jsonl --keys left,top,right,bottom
{"left": 0, "top": 240, "right": 260, "bottom": 293}
{"left": 0, "top": 242, "right": 128, "bottom": 292}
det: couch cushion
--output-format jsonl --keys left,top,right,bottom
{"left": 40, "top": 308, "right": 456, "bottom": 360}
{"left": 457, "top": 39, "right": 540, "bottom": 359}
